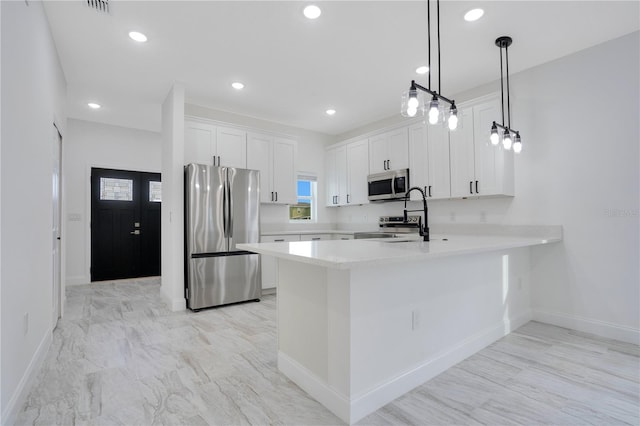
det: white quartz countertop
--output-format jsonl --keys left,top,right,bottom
{"left": 238, "top": 232, "right": 562, "bottom": 270}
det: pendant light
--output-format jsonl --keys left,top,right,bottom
{"left": 401, "top": 0, "right": 458, "bottom": 131}
{"left": 490, "top": 36, "right": 523, "bottom": 153}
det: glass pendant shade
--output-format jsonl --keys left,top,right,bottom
{"left": 513, "top": 133, "right": 522, "bottom": 153}
{"left": 502, "top": 129, "right": 513, "bottom": 150}
{"left": 490, "top": 124, "right": 499, "bottom": 145}
{"left": 401, "top": 90, "right": 423, "bottom": 118}
{"left": 447, "top": 105, "right": 458, "bottom": 130}
{"left": 428, "top": 96, "right": 440, "bottom": 124}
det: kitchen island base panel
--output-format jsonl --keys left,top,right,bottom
{"left": 276, "top": 247, "right": 533, "bottom": 424}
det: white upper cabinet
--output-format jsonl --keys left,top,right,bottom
{"left": 184, "top": 121, "right": 215, "bottom": 165}
{"left": 272, "top": 137, "right": 297, "bottom": 205}
{"left": 449, "top": 95, "right": 514, "bottom": 198}
{"left": 184, "top": 120, "right": 246, "bottom": 168}
{"left": 346, "top": 139, "right": 369, "bottom": 205}
{"left": 326, "top": 139, "right": 369, "bottom": 206}
{"left": 216, "top": 126, "right": 247, "bottom": 168}
{"left": 247, "top": 132, "right": 297, "bottom": 204}
{"left": 369, "top": 128, "right": 409, "bottom": 174}
{"left": 408, "top": 121, "right": 451, "bottom": 201}
{"left": 246, "top": 132, "right": 273, "bottom": 203}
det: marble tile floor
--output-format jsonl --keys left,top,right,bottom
{"left": 16, "top": 277, "right": 640, "bottom": 426}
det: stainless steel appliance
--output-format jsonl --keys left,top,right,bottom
{"left": 184, "top": 164, "right": 261, "bottom": 310}
{"left": 354, "top": 215, "right": 422, "bottom": 239}
{"left": 367, "top": 169, "right": 409, "bottom": 201}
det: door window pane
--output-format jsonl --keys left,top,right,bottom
{"left": 100, "top": 177, "right": 133, "bottom": 201}
{"left": 149, "top": 181, "right": 162, "bottom": 202}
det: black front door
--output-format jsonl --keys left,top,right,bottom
{"left": 91, "top": 168, "right": 161, "bottom": 282}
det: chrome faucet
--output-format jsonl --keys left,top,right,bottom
{"left": 404, "top": 187, "right": 430, "bottom": 242}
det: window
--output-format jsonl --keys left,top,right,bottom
{"left": 289, "top": 175, "right": 317, "bottom": 222}
{"left": 149, "top": 181, "right": 162, "bottom": 202}
{"left": 100, "top": 177, "right": 133, "bottom": 201}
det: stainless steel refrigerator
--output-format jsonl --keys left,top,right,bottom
{"left": 184, "top": 164, "right": 261, "bottom": 310}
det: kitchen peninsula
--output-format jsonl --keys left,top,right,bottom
{"left": 238, "top": 226, "right": 562, "bottom": 424}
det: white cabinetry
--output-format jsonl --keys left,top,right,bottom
{"left": 369, "top": 128, "right": 409, "bottom": 174}
{"left": 247, "top": 133, "right": 297, "bottom": 204}
{"left": 408, "top": 121, "right": 451, "bottom": 201}
{"left": 260, "top": 234, "right": 300, "bottom": 290}
{"left": 184, "top": 120, "right": 246, "bottom": 168}
{"left": 326, "top": 139, "right": 369, "bottom": 206}
{"left": 449, "top": 96, "right": 514, "bottom": 198}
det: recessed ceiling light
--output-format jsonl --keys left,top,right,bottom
{"left": 231, "top": 82, "right": 245, "bottom": 90}
{"left": 303, "top": 5, "right": 321, "bottom": 19}
{"left": 416, "top": 66, "right": 429, "bottom": 75}
{"left": 326, "top": 109, "right": 336, "bottom": 116}
{"left": 464, "top": 8, "right": 484, "bottom": 22}
{"left": 87, "top": 102, "right": 101, "bottom": 109}
{"left": 128, "top": 31, "right": 148, "bottom": 42}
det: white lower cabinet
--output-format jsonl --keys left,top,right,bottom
{"left": 260, "top": 234, "right": 300, "bottom": 290}
{"left": 333, "top": 234, "right": 354, "bottom": 240}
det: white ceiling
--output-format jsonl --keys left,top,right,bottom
{"left": 43, "top": 1, "right": 639, "bottom": 136}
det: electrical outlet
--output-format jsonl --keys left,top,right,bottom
{"left": 23, "top": 312, "right": 29, "bottom": 335}
{"left": 411, "top": 310, "right": 421, "bottom": 331}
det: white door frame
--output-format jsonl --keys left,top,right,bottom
{"left": 52, "top": 124, "right": 62, "bottom": 328}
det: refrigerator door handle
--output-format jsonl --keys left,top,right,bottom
{"left": 227, "top": 179, "right": 233, "bottom": 239}
{"left": 222, "top": 176, "right": 228, "bottom": 238}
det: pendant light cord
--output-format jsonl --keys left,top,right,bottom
{"left": 427, "top": 0, "right": 431, "bottom": 90}
{"left": 506, "top": 43, "right": 511, "bottom": 129}
{"left": 499, "top": 45, "right": 505, "bottom": 127}
{"left": 437, "top": 0, "right": 441, "bottom": 94}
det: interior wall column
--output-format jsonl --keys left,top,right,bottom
{"left": 160, "top": 83, "right": 185, "bottom": 311}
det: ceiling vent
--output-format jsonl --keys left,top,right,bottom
{"left": 86, "top": 0, "right": 109, "bottom": 14}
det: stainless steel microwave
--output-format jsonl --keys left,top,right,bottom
{"left": 367, "top": 169, "right": 409, "bottom": 201}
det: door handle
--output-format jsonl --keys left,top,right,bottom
{"left": 347, "top": 194, "right": 350, "bottom": 204}
{"left": 428, "top": 185, "right": 432, "bottom": 197}
{"left": 218, "top": 156, "right": 221, "bottom": 166}
{"left": 475, "top": 180, "right": 479, "bottom": 194}
{"left": 130, "top": 230, "right": 140, "bottom": 235}
{"left": 274, "top": 239, "right": 285, "bottom": 242}
{"left": 387, "top": 159, "right": 391, "bottom": 170}
{"left": 275, "top": 192, "right": 278, "bottom": 202}
{"left": 213, "top": 156, "right": 216, "bottom": 166}
{"left": 312, "top": 237, "right": 321, "bottom": 241}
{"left": 470, "top": 181, "right": 473, "bottom": 195}
{"left": 271, "top": 191, "right": 274, "bottom": 201}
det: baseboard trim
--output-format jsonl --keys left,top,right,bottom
{"left": 262, "top": 287, "right": 276, "bottom": 296}
{"left": 278, "top": 311, "right": 531, "bottom": 424}
{"left": 160, "top": 289, "right": 186, "bottom": 312}
{"left": 1, "top": 329, "right": 52, "bottom": 426}
{"left": 532, "top": 309, "right": 640, "bottom": 345}
{"left": 278, "top": 351, "right": 351, "bottom": 423}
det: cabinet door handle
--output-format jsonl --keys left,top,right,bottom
{"left": 470, "top": 181, "right": 473, "bottom": 195}
{"left": 387, "top": 160, "right": 391, "bottom": 170}
{"left": 275, "top": 192, "right": 278, "bottom": 202}
{"left": 428, "top": 186, "right": 432, "bottom": 197}
{"left": 312, "top": 237, "right": 321, "bottom": 241}
{"left": 274, "top": 239, "right": 285, "bottom": 242}
{"left": 347, "top": 194, "right": 350, "bottom": 204}
{"left": 213, "top": 156, "right": 217, "bottom": 166}
{"left": 475, "top": 180, "right": 479, "bottom": 194}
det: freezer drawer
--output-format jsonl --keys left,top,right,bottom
{"left": 187, "top": 253, "right": 261, "bottom": 310}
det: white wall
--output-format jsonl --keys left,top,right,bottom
{"left": 1, "top": 0, "right": 67, "bottom": 423}
{"left": 185, "top": 104, "right": 337, "bottom": 230}
{"left": 63, "top": 119, "right": 161, "bottom": 285}
{"left": 334, "top": 32, "right": 640, "bottom": 341}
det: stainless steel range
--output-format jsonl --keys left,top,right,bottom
{"left": 354, "top": 216, "right": 422, "bottom": 239}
